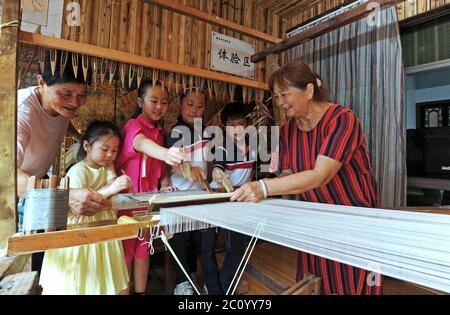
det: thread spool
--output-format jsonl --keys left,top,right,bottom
{"left": 22, "top": 176, "right": 69, "bottom": 235}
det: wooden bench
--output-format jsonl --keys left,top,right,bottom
{"left": 0, "top": 271, "right": 41, "bottom": 295}
{"left": 281, "top": 273, "right": 322, "bottom": 295}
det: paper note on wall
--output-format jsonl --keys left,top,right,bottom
{"left": 21, "top": 0, "right": 64, "bottom": 38}
{"left": 22, "top": 0, "right": 46, "bottom": 12}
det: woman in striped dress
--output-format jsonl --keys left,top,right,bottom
{"left": 231, "top": 60, "right": 381, "bottom": 295}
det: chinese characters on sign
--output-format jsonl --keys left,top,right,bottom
{"left": 211, "top": 31, "right": 255, "bottom": 79}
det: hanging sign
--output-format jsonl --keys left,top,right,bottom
{"left": 210, "top": 31, "right": 255, "bottom": 80}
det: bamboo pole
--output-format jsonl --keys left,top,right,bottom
{"left": 0, "top": 0, "right": 20, "bottom": 245}
{"left": 251, "top": 0, "right": 403, "bottom": 63}
{"left": 143, "top": 0, "right": 282, "bottom": 44}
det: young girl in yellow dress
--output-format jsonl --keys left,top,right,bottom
{"left": 39, "top": 120, "right": 131, "bottom": 295}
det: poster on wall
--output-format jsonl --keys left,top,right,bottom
{"left": 21, "top": 0, "right": 64, "bottom": 38}
{"left": 210, "top": 31, "right": 255, "bottom": 80}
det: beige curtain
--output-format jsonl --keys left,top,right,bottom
{"left": 288, "top": 7, "right": 406, "bottom": 207}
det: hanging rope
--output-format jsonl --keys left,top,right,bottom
{"left": 0, "top": 20, "right": 20, "bottom": 32}
{"left": 0, "top": 20, "right": 20, "bottom": 41}
{"left": 138, "top": 224, "right": 160, "bottom": 256}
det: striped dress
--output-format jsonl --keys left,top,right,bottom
{"left": 279, "top": 104, "right": 381, "bottom": 295}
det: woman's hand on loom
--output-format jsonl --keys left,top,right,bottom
{"left": 69, "top": 188, "right": 112, "bottom": 216}
{"left": 230, "top": 181, "right": 264, "bottom": 203}
{"left": 164, "top": 147, "right": 185, "bottom": 166}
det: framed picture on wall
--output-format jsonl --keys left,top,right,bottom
{"left": 416, "top": 100, "right": 450, "bottom": 129}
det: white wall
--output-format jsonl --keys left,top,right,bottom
{"left": 406, "top": 67, "right": 450, "bottom": 129}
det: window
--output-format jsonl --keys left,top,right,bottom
{"left": 402, "top": 14, "right": 450, "bottom": 68}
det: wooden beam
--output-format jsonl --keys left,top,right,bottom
{"left": 0, "top": 0, "right": 20, "bottom": 245}
{"left": 0, "top": 255, "right": 30, "bottom": 280}
{"left": 143, "top": 0, "right": 282, "bottom": 44}
{"left": 282, "top": 273, "right": 314, "bottom": 295}
{"left": 399, "top": 2, "right": 450, "bottom": 30}
{"left": 284, "top": 0, "right": 357, "bottom": 33}
{"left": 390, "top": 207, "right": 450, "bottom": 216}
{"left": 0, "top": 272, "right": 41, "bottom": 295}
{"left": 407, "top": 177, "right": 450, "bottom": 191}
{"left": 251, "top": 0, "right": 402, "bottom": 63}
{"left": 6, "top": 220, "right": 160, "bottom": 256}
{"left": 147, "top": 191, "right": 233, "bottom": 205}
{"left": 244, "top": 260, "right": 290, "bottom": 294}
{"left": 19, "top": 32, "right": 269, "bottom": 91}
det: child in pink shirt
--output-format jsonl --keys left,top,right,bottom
{"left": 115, "top": 79, "right": 184, "bottom": 295}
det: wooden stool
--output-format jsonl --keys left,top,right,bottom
{"left": 281, "top": 273, "right": 322, "bottom": 295}
{"left": 0, "top": 272, "right": 41, "bottom": 295}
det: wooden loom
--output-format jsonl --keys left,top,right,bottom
{"left": 158, "top": 200, "right": 450, "bottom": 295}
{"left": 5, "top": 187, "right": 450, "bottom": 295}
{"left": 4, "top": 189, "right": 232, "bottom": 256}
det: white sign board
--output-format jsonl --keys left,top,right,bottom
{"left": 210, "top": 31, "right": 255, "bottom": 80}
{"left": 21, "top": 0, "right": 64, "bottom": 38}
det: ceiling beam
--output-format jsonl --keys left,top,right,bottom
{"left": 143, "top": 0, "right": 282, "bottom": 44}
{"left": 283, "top": 0, "right": 358, "bottom": 32}
{"left": 399, "top": 2, "right": 450, "bottom": 30}
{"left": 19, "top": 32, "right": 269, "bottom": 91}
{"left": 251, "top": 0, "right": 402, "bottom": 63}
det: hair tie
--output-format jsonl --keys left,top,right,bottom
{"left": 316, "top": 78, "right": 322, "bottom": 88}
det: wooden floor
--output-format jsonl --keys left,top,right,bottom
{"left": 145, "top": 242, "right": 442, "bottom": 295}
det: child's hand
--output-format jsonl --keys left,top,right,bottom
{"left": 160, "top": 185, "right": 179, "bottom": 193}
{"left": 110, "top": 175, "right": 132, "bottom": 195}
{"left": 212, "top": 167, "right": 226, "bottom": 185}
{"left": 189, "top": 166, "right": 206, "bottom": 185}
{"left": 164, "top": 147, "right": 184, "bottom": 166}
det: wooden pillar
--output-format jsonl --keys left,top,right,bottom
{"left": 265, "top": 53, "right": 287, "bottom": 127}
{"left": 0, "top": 0, "right": 20, "bottom": 245}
